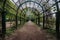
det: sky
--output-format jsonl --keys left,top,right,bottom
{"left": 10, "top": 0, "right": 17, "bottom": 3}
{"left": 10, "top": 0, "right": 60, "bottom": 8}
{"left": 10, "top": 0, "right": 60, "bottom": 17}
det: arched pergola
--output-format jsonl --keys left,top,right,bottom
{"left": 1, "top": 0, "right": 60, "bottom": 40}
{"left": 15, "top": 1, "right": 45, "bottom": 28}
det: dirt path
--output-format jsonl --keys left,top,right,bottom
{"left": 6, "top": 21, "right": 47, "bottom": 40}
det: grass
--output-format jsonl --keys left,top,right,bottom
{"left": 46, "top": 28, "right": 56, "bottom": 36}
{"left": 6, "top": 26, "right": 16, "bottom": 36}
{"left": 6, "top": 23, "right": 24, "bottom": 37}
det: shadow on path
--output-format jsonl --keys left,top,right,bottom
{"left": 6, "top": 21, "right": 47, "bottom": 40}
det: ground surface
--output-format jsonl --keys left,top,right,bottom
{"left": 6, "top": 21, "right": 56, "bottom": 40}
{"left": 6, "top": 22, "right": 15, "bottom": 28}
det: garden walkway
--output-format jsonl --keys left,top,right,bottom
{"left": 6, "top": 21, "right": 56, "bottom": 40}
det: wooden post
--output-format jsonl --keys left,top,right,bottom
{"left": 2, "top": 0, "right": 6, "bottom": 40}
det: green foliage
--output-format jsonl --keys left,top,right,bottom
{"left": 0, "top": 0, "right": 3, "bottom": 8}
{"left": 46, "top": 29, "right": 56, "bottom": 36}
{"left": 6, "top": 26, "right": 16, "bottom": 36}
{"left": 5, "top": 0, "right": 17, "bottom": 14}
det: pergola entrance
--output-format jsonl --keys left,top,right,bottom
{"left": 0, "top": 0, "right": 60, "bottom": 40}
